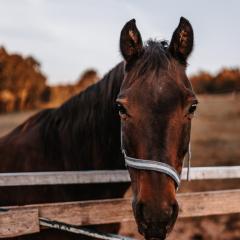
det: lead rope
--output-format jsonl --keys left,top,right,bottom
{"left": 40, "top": 218, "right": 134, "bottom": 240}
{"left": 187, "top": 144, "right": 191, "bottom": 181}
{"left": 180, "top": 144, "right": 191, "bottom": 181}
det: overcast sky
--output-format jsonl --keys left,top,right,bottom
{"left": 0, "top": 0, "right": 239, "bottom": 85}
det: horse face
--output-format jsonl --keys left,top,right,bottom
{"left": 117, "top": 18, "right": 196, "bottom": 240}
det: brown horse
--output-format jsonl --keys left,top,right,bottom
{"left": 0, "top": 17, "right": 196, "bottom": 240}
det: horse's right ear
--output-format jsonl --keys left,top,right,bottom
{"left": 120, "top": 19, "right": 143, "bottom": 64}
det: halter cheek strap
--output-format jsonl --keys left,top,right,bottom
{"left": 121, "top": 130, "right": 191, "bottom": 189}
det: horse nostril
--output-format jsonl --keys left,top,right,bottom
{"left": 159, "top": 207, "right": 173, "bottom": 223}
{"left": 158, "top": 202, "right": 178, "bottom": 224}
{"left": 171, "top": 201, "right": 179, "bottom": 218}
{"left": 167, "top": 207, "right": 173, "bottom": 219}
{"left": 135, "top": 201, "right": 149, "bottom": 233}
{"left": 135, "top": 201, "right": 145, "bottom": 221}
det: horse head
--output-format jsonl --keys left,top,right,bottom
{"left": 117, "top": 17, "right": 197, "bottom": 240}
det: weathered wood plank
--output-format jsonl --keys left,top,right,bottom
{"left": 0, "top": 170, "right": 130, "bottom": 186}
{"left": 178, "top": 189, "right": 240, "bottom": 217}
{"left": 181, "top": 166, "right": 240, "bottom": 180}
{"left": 0, "top": 189, "right": 239, "bottom": 238}
{"left": 0, "top": 209, "right": 39, "bottom": 238}
{"left": 0, "top": 166, "right": 240, "bottom": 186}
{"left": 5, "top": 198, "right": 133, "bottom": 226}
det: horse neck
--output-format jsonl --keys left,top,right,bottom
{"left": 54, "top": 62, "right": 125, "bottom": 170}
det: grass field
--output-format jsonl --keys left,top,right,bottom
{"left": 0, "top": 94, "right": 240, "bottom": 239}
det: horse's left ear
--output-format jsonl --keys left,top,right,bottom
{"left": 120, "top": 19, "right": 143, "bottom": 63}
{"left": 169, "top": 17, "right": 194, "bottom": 64}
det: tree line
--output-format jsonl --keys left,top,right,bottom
{"left": 0, "top": 47, "right": 98, "bottom": 113}
{"left": 0, "top": 46, "right": 239, "bottom": 113}
{"left": 190, "top": 68, "right": 240, "bottom": 94}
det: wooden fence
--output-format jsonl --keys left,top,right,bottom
{"left": 0, "top": 166, "right": 240, "bottom": 238}
{"left": 1, "top": 166, "right": 240, "bottom": 186}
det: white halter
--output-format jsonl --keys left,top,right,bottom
{"left": 121, "top": 130, "right": 191, "bottom": 189}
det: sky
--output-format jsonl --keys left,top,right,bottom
{"left": 0, "top": 0, "right": 239, "bottom": 85}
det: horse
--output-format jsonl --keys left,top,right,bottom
{"left": 0, "top": 17, "right": 196, "bottom": 240}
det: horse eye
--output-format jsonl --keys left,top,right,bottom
{"left": 188, "top": 104, "right": 197, "bottom": 114}
{"left": 116, "top": 103, "right": 127, "bottom": 117}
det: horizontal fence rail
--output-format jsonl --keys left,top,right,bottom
{"left": 0, "top": 166, "right": 240, "bottom": 186}
{"left": 0, "top": 189, "right": 240, "bottom": 238}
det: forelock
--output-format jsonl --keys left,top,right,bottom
{"left": 123, "top": 40, "right": 174, "bottom": 86}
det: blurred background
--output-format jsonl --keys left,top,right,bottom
{"left": 0, "top": 1, "right": 239, "bottom": 239}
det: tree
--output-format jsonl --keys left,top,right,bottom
{"left": 0, "top": 47, "right": 47, "bottom": 112}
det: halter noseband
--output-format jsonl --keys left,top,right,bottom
{"left": 121, "top": 131, "right": 191, "bottom": 189}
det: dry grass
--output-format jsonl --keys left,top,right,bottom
{"left": 192, "top": 93, "right": 240, "bottom": 167}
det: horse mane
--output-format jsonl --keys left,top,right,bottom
{"left": 39, "top": 62, "right": 125, "bottom": 169}
{"left": 124, "top": 40, "right": 172, "bottom": 87}
{"left": 141, "top": 40, "right": 171, "bottom": 71}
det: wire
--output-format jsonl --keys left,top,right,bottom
{"left": 39, "top": 217, "right": 135, "bottom": 240}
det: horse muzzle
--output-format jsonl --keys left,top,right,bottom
{"left": 133, "top": 197, "right": 179, "bottom": 240}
